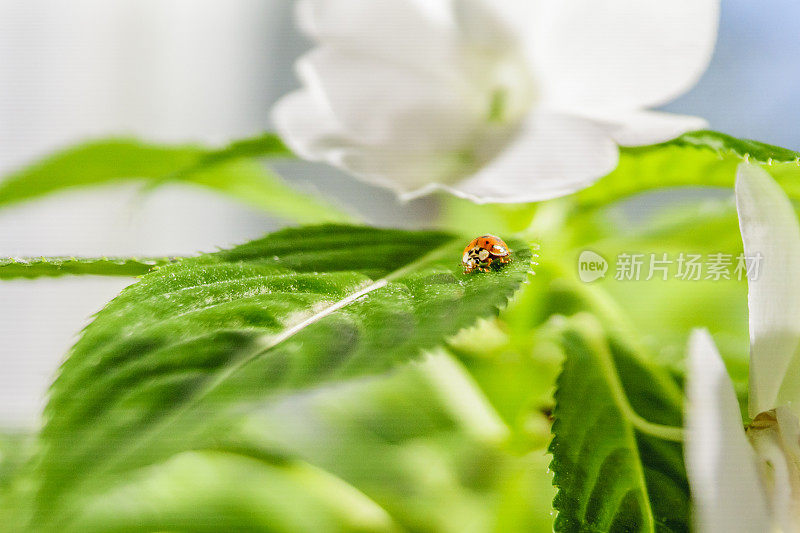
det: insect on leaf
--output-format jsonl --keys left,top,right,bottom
{"left": 29, "top": 224, "right": 532, "bottom": 529}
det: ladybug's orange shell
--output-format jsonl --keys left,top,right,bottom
{"left": 462, "top": 234, "right": 510, "bottom": 257}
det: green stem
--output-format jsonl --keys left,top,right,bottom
{"left": 0, "top": 256, "right": 177, "bottom": 279}
{"left": 567, "top": 314, "right": 684, "bottom": 443}
{"left": 543, "top": 260, "right": 686, "bottom": 409}
{"left": 419, "top": 350, "right": 511, "bottom": 442}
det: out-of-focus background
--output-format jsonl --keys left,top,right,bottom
{"left": 0, "top": 0, "right": 798, "bottom": 427}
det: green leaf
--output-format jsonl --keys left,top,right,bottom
{"left": 241, "top": 351, "right": 555, "bottom": 533}
{"left": 0, "top": 432, "right": 35, "bottom": 525}
{"left": 448, "top": 318, "right": 563, "bottom": 452}
{"left": 577, "top": 130, "right": 800, "bottom": 210}
{"left": 0, "top": 134, "right": 355, "bottom": 224}
{"left": 32, "top": 350, "right": 552, "bottom": 532}
{"left": 67, "top": 451, "right": 400, "bottom": 533}
{"left": 31, "top": 224, "right": 531, "bottom": 528}
{"left": 549, "top": 315, "right": 689, "bottom": 533}
{"left": 0, "top": 256, "right": 174, "bottom": 279}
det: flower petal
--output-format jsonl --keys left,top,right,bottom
{"left": 294, "top": 47, "right": 480, "bottom": 147}
{"left": 735, "top": 163, "right": 800, "bottom": 417}
{"left": 525, "top": 0, "right": 719, "bottom": 112}
{"left": 270, "top": 89, "right": 347, "bottom": 161}
{"left": 405, "top": 111, "right": 618, "bottom": 203}
{"left": 587, "top": 110, "right": 708, "bottom": 146}
{"left": 272, "top": 89, "right": 482, "bottom": 194}
{"left": 296, "top": 0, "right": 460, "bottom": 73}
{"left": 275, "top": 93, "right": 619, "bottom": 202}
{"left": 685, "top": 329, "right": 771, "bottom": 533}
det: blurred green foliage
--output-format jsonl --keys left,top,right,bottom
{"left": 0, "top": 135, "right": 354, "bottom": 224}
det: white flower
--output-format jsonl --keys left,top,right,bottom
{"left": 271, "top": 0, "right": 719, "bottom": 203}
{"left": 686, "top": 163, "right": 800, "bottom": 532}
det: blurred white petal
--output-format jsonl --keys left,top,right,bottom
{"left": 333, "top": 144, "right": 480, "bottom": 194}
{"left": 685, "top": 329, "right": 771, "bottom": 533}
{"left": 528, "top": 0, "right": 720, "bottom": 112}
{"left": 297, "top": 0, "right": 458, "bottom": 71}
{"left": 272, "top": 91, "right": 473, "bottom": 193}
{"left": 589, "top": 110, "right": 708, "bottom": 146}
{"left": 405, "top": 112, "right": 618, "bottom": 203}
{"left": 275, "top": 0, "right": 717, "bottom": 202}
{"left": 735, "top": 163, "right": 800, "bottom": 417}
{"left": 295, "top": 47, "right": 480, "bottom": 146}
{"left": 271, "top": 90, "right": 346, "bottom": 161}
{"left": 297, "top": 0, "right": 516, "bottom": 77}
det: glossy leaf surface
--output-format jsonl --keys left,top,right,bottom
{"left": 31, "top": 224, "right": 531, "bottom": 529}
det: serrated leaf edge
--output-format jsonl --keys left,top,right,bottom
{"left": 62, "top": 227, "right": 532, "bottom": 485}
{"left": 548, "top": 315, "right": 674, "bottom": 533}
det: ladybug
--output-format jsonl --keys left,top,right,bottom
{"left": 462, "top": 234, "right": 511, "bottom": 274}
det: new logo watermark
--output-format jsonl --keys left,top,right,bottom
{"left": 577, "top": 250, "right": 763, "bottom": 283}
{"left": 578, "top": 250, "right": 608, "bottom": 283}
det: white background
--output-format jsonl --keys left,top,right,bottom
{"left": 0, "top": 0, "right": 294, "bottom": 426}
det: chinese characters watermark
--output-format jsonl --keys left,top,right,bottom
{"left": 578, "top": 251, "right": 763, "bottom": 283}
